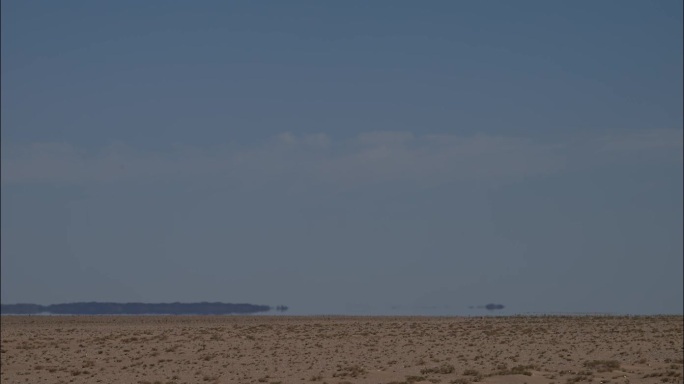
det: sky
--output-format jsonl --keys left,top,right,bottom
{"left": 1, "top": 0, "right": 682, "bottom": 315}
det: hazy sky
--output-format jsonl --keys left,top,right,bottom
{"left": 2, "top": 1, "right": 682, "bottom": 315}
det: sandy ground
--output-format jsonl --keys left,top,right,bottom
{"left": 1, "top": 315, "right": 682, "bottom": 384}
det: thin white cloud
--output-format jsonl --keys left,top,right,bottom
{"left": 597, "top": 129, "right": 683, "bottom": 152}
{"left": 1, "top": 129, "right": 681, "bottom": 187}
{"left": 356, "top": 131, "right": 414, "bottom": 146}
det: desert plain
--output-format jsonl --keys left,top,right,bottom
{"left": 1, "top": 315, "right": 682, "bottom": 384}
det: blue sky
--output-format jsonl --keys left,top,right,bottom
{"left": 2, "top": 1, "right": 682, "bottom": 315}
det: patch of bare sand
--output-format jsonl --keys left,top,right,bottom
{"left": 1, "top": 315, "right": 682, "bottom": 384}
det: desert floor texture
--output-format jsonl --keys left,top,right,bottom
{"left": 1, "top": 315, "right": 682, "bottom": 384}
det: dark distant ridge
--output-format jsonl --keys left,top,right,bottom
{"left": 468, "top": 303, "right": 505, "bottom": 311}
{"left": 0, "top": 302, "right": 287, "bottom": 315}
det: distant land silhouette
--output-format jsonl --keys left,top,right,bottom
{"left": 468, "top": 303, "right": 506, "bottom": 311}
{"left": 0, "top": 302, "right": 288, "bottom": 315}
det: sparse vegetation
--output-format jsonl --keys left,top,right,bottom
{"left": 1, "top": 315, "right": 681, "bottom": 383}
{"left": 406, "top": 375, "right": 428, "bottom": 383}
{"left": 491, "top": 364, "right": 537, "bottom": 376}
{"left": 583, "top": 359, "right": 621, "bottom": 372}
{"left": 450, "top": 379, "right": 471, "bottom": 384}
{"left": 421, "top": 363, "right": 456, "bottom": 374}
